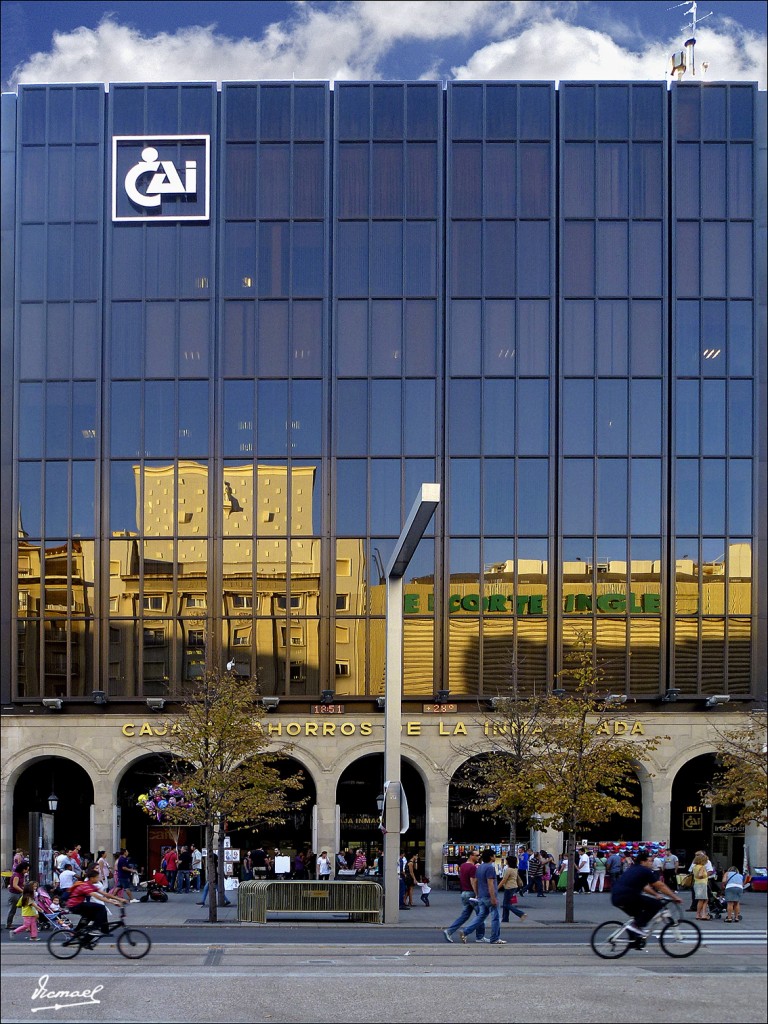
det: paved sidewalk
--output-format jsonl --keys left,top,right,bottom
{"left": 101, "top": 885, "right": 767, "bottom": 930}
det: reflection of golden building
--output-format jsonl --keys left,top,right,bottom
{"left": 16, "top": 538, "right": 95, "bottom": 698}
{"left": 105, "top": 461, "right": 367, "bottom": 698}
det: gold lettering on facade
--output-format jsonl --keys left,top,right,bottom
{"left": 118, "top": 718, "right": 648, "bottom": 740}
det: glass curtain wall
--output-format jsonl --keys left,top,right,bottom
{"left": 446, "top": 83, "right": 554, "bottom": 697}
{"left": 559, "top": 83, "right": 667, "bottom": 695}
{"left": 334, "top": 83, "right": 441, "bottom": 697}
{"left": 671, "top": 84, "right": 755, "bottom": 696}
{"left": 16, "top": 86, "right": 104, "bottom": 697}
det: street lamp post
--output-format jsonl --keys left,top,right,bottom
{"left": 383, "top": 483, "right": 440, "bottom": 924}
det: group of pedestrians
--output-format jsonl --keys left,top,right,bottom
{"left": 159, "top": 844, "right": 202, "bottom": 893}
{"left": 442, "top": 848, "right": 509, "bottom": 944}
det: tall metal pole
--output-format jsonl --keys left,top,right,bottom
{"left": 382, "top": 484, "right": 440, "bottom": 924}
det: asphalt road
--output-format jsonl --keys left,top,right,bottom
{"left": 2, "top": 928, "right": 766, "bottom": 1024}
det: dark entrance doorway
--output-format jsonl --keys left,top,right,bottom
{"left": 670, "top": 753, "right": 744, "bottom": 871}
{"left": 336, "top": 754, "right": 425, "bottom": 864}
{"left": 12, "top": 757, "right": 93, "bottom": 856}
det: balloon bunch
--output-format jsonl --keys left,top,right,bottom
{"left": 137, "top": 782, "right": 195, "bottom": 821}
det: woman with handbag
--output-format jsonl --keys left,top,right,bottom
{"left": 692, "top": 852, "right": 711, "bottom": 919}
{"left": 498, "top": 855, "right": 527, "bottom": 923}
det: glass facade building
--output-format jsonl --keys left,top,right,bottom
{"left": 1, "top": 80, "right": 766, "bottom": 709}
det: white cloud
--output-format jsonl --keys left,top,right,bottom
{"left": 7, "top": 1, "right": 765, "bottom": 88}
{"left": 452, "top": 18, "right": 767, "bottom": 87}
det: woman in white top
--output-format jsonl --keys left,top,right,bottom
{"left": 316, "top": 851, "right": 332, "bottom": 880}
{"left": 95, "top": 850, "right": 111, "bottom": 887}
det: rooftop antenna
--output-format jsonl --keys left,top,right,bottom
{"left": 667, "top": 1, "right": 713, "bottom": 81}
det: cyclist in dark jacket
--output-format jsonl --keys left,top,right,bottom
{"left": 611, "top": 851, "right": 681, "bottom": 936}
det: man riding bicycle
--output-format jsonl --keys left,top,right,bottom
{"left": 611, "top": 850, "right": 682, "bottom": 937}
{"left": 67, "top": 868, "right": 127, "bottom": 937}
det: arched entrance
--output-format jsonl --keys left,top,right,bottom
{"left": 12, "top": 756, "right": 93, "bottom": 856}
{"left": 584, "top": 772, "right": 644, "bottom": 844}
{"left": 448, "top": 755, "right": 523, "bottom": 845}
{"left": 116, "top": 752, "right": 317, "bottom": 881}
{"left": 226, "top": 756, "right": 317, "bottom": 865}
{"left": 337, "top": 754, "right": 426, "bottom": 863}
{"left": 117, "top": 753, "right": 182, "bottom": 875}
{"left": 670, "top": 753, "right": 744, "bottom": 870}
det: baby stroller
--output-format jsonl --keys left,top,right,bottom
{"left": 35, "top": 887, "right": 73, "bottom": 932}
{"left": 138, "top": 878, "right": 169, "bottom": 903}
{"left": 707, "top": 885, "right": 726, "bottom": 919}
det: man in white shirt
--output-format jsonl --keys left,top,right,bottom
{"left": 57, "top": 866, "right": 79, "bottom": 902}
{"left": 55, "top": 851, "right": 71, "bottom": 874}
{"left": 190, "top": 844, "right": 203, "bottom": 892}
{"left": 576, "top": 850, "right": 591, "bottom": 893}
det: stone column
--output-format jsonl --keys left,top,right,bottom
{"left": 313, "top": 772, "right": 338, "bottom": 870}
{"left": 641, "top": 770, "right": 672, "bottom": 843}
{"left": 425, "top": 779, "right": 449, "bottom": 883}
{"left": 91, "top": 774, "right": 115, "bottom": 857}
{"left": 744, "top": 822, "right": 767, "bottom": 870}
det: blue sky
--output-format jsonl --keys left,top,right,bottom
{"left": 2, "top": 1, "right": 766, "bottom": 90}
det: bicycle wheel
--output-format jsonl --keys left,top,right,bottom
{"left": 659, "top": 919, "right": 701, "bottom": 958}
{"left": 47, "top": 930, "right": 82, "bottom": 959}
{"left": 590, "top": 921, "right": 632, "bottom": 959}
{"left": 117, "top": 927, "right": 151, "bottom": 959}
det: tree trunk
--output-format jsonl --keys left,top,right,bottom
{"left": 206, "top": 823, "right": 216, "bottom": 924}
{"left": 217, "top": 831, "right": 227, "bottom": 912}
{"left": 508, "top": 809, "right": 517, "bottom": 851}
{"left": 564, "top": 831, "right": 577, "bottom": 924}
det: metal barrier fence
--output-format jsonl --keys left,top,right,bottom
{"left": 238, "top": 880, "right": 383, "bottom": 924}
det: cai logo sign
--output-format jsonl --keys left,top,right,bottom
{"left": 112, "top": 135, "right": 210, "bottom": 222}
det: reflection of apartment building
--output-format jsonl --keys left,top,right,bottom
{"left": 16, "top": 539, "right": 96, "bottom": 698}
{"left": 102, "top": 461, "right": 368, "bottom": 697}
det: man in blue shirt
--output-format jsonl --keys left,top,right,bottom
{"left": 518, "top": 848, "right": 530, "bottom": 893}
{"left": 611, "top": 850, "right": 681, "bottom": 936}
{"left": 459, "top": 848, "right": 506, "bottom": 945}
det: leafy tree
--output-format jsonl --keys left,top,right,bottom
{"left": 706, "top": 708, "right": 767, "bottom": 831}
{"left": 460, "top": 692, "right": 551, "bottom": 849}
{"left": 471, "top": 632, "right": 663, "bottom": 923}
{"left": 529, "top": 631, "right": 664, "bottom": 922}
{"left": 140, "top": 667, "right": 305, "bottom": 922}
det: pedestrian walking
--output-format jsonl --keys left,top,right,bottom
{"left": 498, "top": 855, "right": 527, "bottom": 923}
{"left": 10, "top": 882, "right": 42, "bottom": 941}
{"left": 442, "top": 849, "right": 484, "bottom": 942}
{"left": 6, "top": 860, "right": 28, "bottom": 930}
{"left": 590, "top": 851, "right": 608, "bottom": 892}
{"left": 457, "top": 848, "right": 506, "bottom": 944}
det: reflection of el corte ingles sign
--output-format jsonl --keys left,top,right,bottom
{"left": 403, "top": 592, "right": 661, "bottom": 614}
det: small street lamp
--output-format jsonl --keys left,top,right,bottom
{"left": 47, "top": 791, "right": 59, "bottom": 813}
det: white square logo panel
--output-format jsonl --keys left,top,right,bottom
{"left": 112, "top": 135, "right": 210, "bottom": 222}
